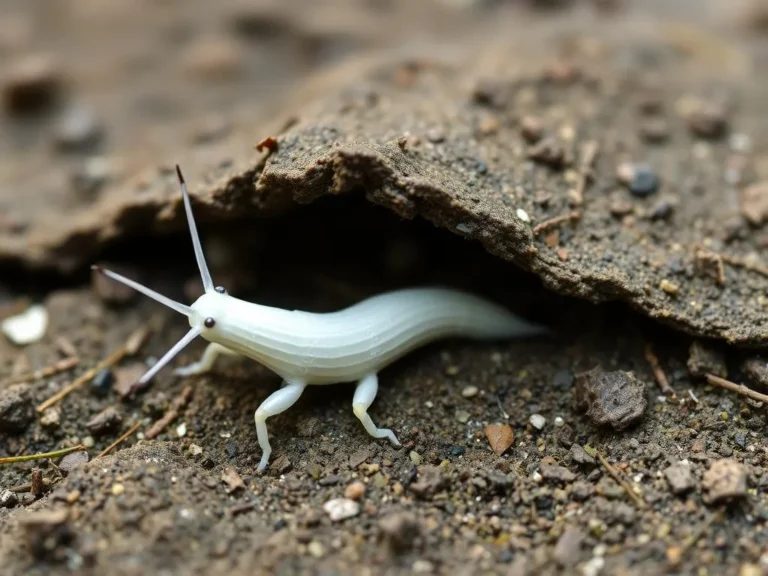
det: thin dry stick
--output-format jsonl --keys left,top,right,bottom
{"left": 0, "top": 445, "right": 86, "bottom": 465}
{"left": 570, "top": 140, "right": 599, "bottom": 206}
{"left": 644, "top": 344, "right": 675, "bottom": 398}
{"left": 37, "top": 323, "right": 155, "bottom": 413}
{"left": 97, "top": 421, "right": 142, "bottom": 459}
{"left": 533, "top": 211, "right": 582, "bottom": 236}
{"left": 145, "top": 385, "right": 193, "bottom": 439}
{"left": 705, "top": 373, "right": 768, "bottom": 404}
{"left": 721, "top": 253, "right": 768, "bottom": 278}
{"left": 596, "top": 451, "right": 645, "bottom": 509}
{"left": 2, "top": 356, "right": 79, "bottom": 388}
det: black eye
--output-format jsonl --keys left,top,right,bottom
{"left": 204, "top": 317, "right": 216, "bottom": 328}
{"left": 214, "top": 286, "right": 227, "bottom": 294}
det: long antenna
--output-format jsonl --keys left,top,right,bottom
{"left": 176, "top": 165, "right": 214, "bottom": 293}
{"left": 91, "top": 266, "right": 192, "bottom": 317}
{"left": 136, "top": 325, "right": 202, "bottom": 384}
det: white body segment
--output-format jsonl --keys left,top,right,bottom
{"left": 187, "top": 287, "right": 542, "bottom": 385}
{"left": 92, "top": 165, "right": 548, "bottom": 472}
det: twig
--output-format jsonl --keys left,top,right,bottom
{"left": 705, "top": 373, "right": 768, "bottom": 404}
{"left": 533, "top": 211, "right": 582, "bottom": 236}
{"left": 644, "top": 344, "right": 675, "bottom": 398}
{"left": 36, "top": 323, "right": 155, "bottom": 412}
{"left": 1, "top": 356, "right": 79, "bottom": 388}
{"left": 720, "top": 253, "right": 768, "bottom": 278}
{"left": 227, "top": 501, "right": 257, "bottom": 517}
{"left": 97, "top": 421, "right": 142, "bottom": 459}
{"left": 596, "top": 451, "right": 645, "bottom": 509}
{"left": 569, "top": 140, "right": 599, "bottom": 206}
{"left": 0, "top": 445, "right": 87, "bottom": 465}
{"left": 145, "top": 385, "right": 193, "bottom": 439}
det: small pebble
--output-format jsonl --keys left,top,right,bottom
{"left": 86, "top": 406, "right": 122, "bottom": 436}
{"left": 409, "top": 451, "right": 423, "bottom": 465}
{"left": 54, "top": 103, "right": 103, "bottom": 152}
{"left": 344, "top": 481, "right": 365, "bottom": 501}
{"left": 189, "top": 444, "right": 203, "bottom": 456}
{"left": 111, "top": 483, "right": 125, "bottom": 496}
{"left": 554, "top": 416, "right": 565, "bottom": 427}
{"left": 455, "top": 410, "right": 471, "bottom": 424}
{"left": 40, "top": 407, "right": 61, "bottom": 428}
{"left": 90, "top": 368, "right": 114, "bottom": 396}
{"left": 72, "top": 156, "right": 114, "bottom": 198}
{"left": 322, "top": 498, "right": 360, "bottom": 522}
{"left": 412, "top": 560, "right": 435, "bottom": 574}
{"left": 516, "top": 208, "right": 530, "bottom": 223}
{"left": 628, "top": 165, "right": 660, "bottom": 197}
{"left": 307, "top": 541, "right": 325, "bottom": 558}
{"left": 520, "top": 115, "right": 543, "bottom": 143}
{"left": 461, "top": 385, "right": 478, "bottom": 398}
{"left": 529, "top": 414, "right": 546, "bottom": 430}
{"left": 1, "top": 304, "right": 48, "bottom": 345}
{"left": 82, "top": 436, "right": 95, "bottom": 448}
{"left": 176, "top": 423, "right": 187, "bottom": 437}
{"left": 59, "top": 450, "right": 90, "bottom": 474}
{"left": 379, "top": 512, "right": 420, "bottom": 552}
{"left": 0, "top": 489, "right": 19, "bottom": 509}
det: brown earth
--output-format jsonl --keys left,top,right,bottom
{"left": 2, "top": 1, "right": 768, "bottom": 575}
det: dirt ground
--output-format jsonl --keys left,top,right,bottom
{"left": 2, "top": 1, "right": 768, "bottom": 575}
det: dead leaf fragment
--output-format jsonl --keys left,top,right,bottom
{"left": 485, "top": 423, "right": 514, "bottom": 456}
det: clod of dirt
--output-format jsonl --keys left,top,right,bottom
{"left": 18, "top": 508, "right": 72, "bottom": 560}
{"left": 741, "top": 357, "right": 768, "bottom": 388}
{"left": 409, "top": 466, "right": 446, "bottom": 500}
{"left": 58, "top": 450, "right": 90, "bottom": 474}
{"left": 0, "top": 383, "right": 34, "bottom": 432}
{"left": 573, "top": 369, "right": 647, "bottom": 430}
{"left": 85, "top": 406, "right": 122, "bottom": 436}
{"left": 554, "top": 526, "right": 585, "bottom": 568}
{"left": 378, "top": 512, "right": 420, "bottom": 553}
{"left": 570, "top": 444, "right": 595, "bottom": 465}
{"left": 539, "top": 463, "right": 576, "bottom": 483}
{"left": 687, "top": 341, "right": 727, "bottom": 378}
{"left": 702, "top": 459, "right": 747, "bottom": 503}
{"left": 2, "top": 53, "right": 63, "bottom": 115}
{"left": 663, "top": 461, "right": 696, "bottom": 495}
{"left": 39, "top": 406, "right": 61, "bottom": 429}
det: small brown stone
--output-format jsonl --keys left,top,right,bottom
{"left": 539, "top": 464, "right": 576, "bottom": 483}
{"left": 86, "top": 406, "right": 122, "bottom": 436}
{"left": 693, "top": 248, "right": 726, "bottom": 285}
{"left": 520, "top": 116, "right": 543, "bottom": 143}
{"left": 741, "top": 181, "right": 768, "bottom": 226}
{"left": 344, "top": 481, "right": 365, "bottom": 501}
{"left": 685, "top": 100, "right": 728, "bottom": 139}
{"left": 687, "top": 341, "right": 727, "bottom": 378}
{"left": 702, "top": 459, "right": 747, "bottom": 503}
{"left": 664, "top": 462, "right": 696, "bottom": 495}
{"left": 527, "top": 138, "right": 566, "bottom": 169}
{"left": 409, "top": 466, "right": 446, "bottom": 499}
{"left": 570, "top": 444, "right": 595, "bottom": 465}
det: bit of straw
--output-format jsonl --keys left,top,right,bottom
{"left": 1, "top": 356, "right": 79, "bottom": 388}
{"left": 97, "top": 421, "right": 142, "bottom": 459}
{"left": 532, "top": 211, "right": 582, "bottom": 236}
{"left": 705, "top": 373, "right": 768, "bottom": 404}
{"left": 644, "top": 344, "right": 675, "bottom": 398}
{"left": 595, "top": 451, "right": 645, "bottom": 509}
{"left": 0, "top": 444, "right": 87, "bottom": 465}
{"left": 36, "top": 322, "right": 156, "bottom": 413}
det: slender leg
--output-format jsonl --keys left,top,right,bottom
{"left": 352, "top": 373, "right": 400, "bottom": 446}
{"left": 255, "top": 380, "right": 307, "bottom": 471}
{"left": 173, "top": 343, "right": 240, "bottom": 376}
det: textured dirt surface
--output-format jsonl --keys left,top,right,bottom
{"left": 3, "top": 1, "right": 768, "bottom": 575}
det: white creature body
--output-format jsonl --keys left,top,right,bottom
{"left": 94, "top": 166, "right": 547, "bottom": 471}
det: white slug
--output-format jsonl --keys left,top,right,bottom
{"left": 93, "top": 165, "right": 547, "bottom": 471}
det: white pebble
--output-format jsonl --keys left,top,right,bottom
{"left": 582, "top": 557, "right": 605, "bottom": 576}
{"left": 176, "top": 422, "right": 187, "bottom": 437}
{"left": 1, "top": 304, "right": 48, "bottom": 345}
{"left": 554, "top": 416, "right": 565, "bottom": 427}
{"left": 516, "top": 208, "right": 531, "bottom": 223}
{"left": 461, "top": 385, "right": 478, "bottom": 398}
{"left": 189, "top": 444, "right": 203, "bottom": 456}
{"left": 529, "top": 414, "right": 546, "bottom": 430}
{"left": 323, "top": 498, "right": 360, "bottom": 522}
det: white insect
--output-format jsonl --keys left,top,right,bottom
{"left": 93, "top": 165, "right": 547, "bottom": 471}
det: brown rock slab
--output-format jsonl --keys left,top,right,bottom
{"left": 702, "top": 459, "right": 747, "bottom": 503}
